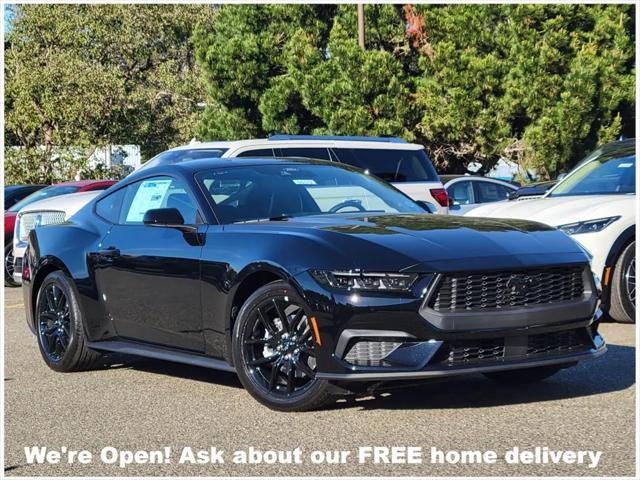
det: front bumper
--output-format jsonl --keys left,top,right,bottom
{"left": 294, "top": 268, "right": 605, "bottom": 382}
{"left": 12, "top": 241, "right": 27, "bottom": 283}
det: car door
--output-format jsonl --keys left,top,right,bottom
{"left": 446, "top": 180, "right": 475, "bottom": 215}
{"left": 93, "top": 175, "right": 205, "bottom": 352}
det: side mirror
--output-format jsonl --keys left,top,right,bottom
{"left": 143, "top": 208, "right": 185, "bottom": 227}
{"left": 416, "top": 200, "right": 438, "bottom": 214}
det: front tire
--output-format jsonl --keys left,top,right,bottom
{"left": 4, "top": 243, "right": 19, "bottom": 287}
{"left": 35, "top": 271, "right": 105, "bottom": 372}
{"left": 483, "top": 365, "right": 566, "bottom": 384}
{"left": 232, "top": 281, "right": 334, "bottom": 411}
{"left": 609, "top": 241, "right": 635, "bottom": 323}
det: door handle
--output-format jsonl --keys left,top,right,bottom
{"left": 98, "top": 248, "right": 120, "bottom": 258}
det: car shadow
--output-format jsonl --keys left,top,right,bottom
{"left": 99, "top": 343, "right": 634, "bottom": 409}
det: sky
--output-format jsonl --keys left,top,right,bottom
{"left": 4, "top": 4, "right": 14, "bottom": 33}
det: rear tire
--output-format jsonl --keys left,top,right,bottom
{"left": 232, "top": 280, "right": 334, "bottom": 411}
{"left": 609, "top": 241, "right": 635, "bottom": 323}
{"left": 4, "top": 243, "right": 19, "bottom": 287}
{"left": 35, "top": 271, "right": 105, "bottom": 372}
{"left": 483, "top": 365, "right": 565, "bottom": 384}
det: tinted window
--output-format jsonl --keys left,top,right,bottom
{"left": 447, "top": 181, "right": 474, "bottom": 205}
{"left": 550, "top": 154, "right": 636, "bottom": 196}
{"left": 278, "top": 148, "right": 330, "bottom": 161}
{"left": 8, "top": 185, "right": 80, "bottom": 212}
{"left": 334, "top": 148, "right": 438, "bottom": 182}
{"left": 95, "top": 188, "right": 126, "bottom": 223}
{"left": 120, "top": 177, "right": 198, "bottom": 225}
{"left": 475, "top": 182, "right": 512, "bottom": 203}
{"left": 137, "top": 148, "right": 228, "bottom": 172}
{"left": 236, "top": 148, "right": 274, "bottom": 157}
{"left": 197, "top": 164, "right": 423, "bottom": 224}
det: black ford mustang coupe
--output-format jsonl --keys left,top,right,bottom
{"left": 22, "top": 157, "right": 605, "bottom": 411}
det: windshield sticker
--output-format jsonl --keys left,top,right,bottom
{"left": 126, "top": 179, "right": 172, "bottom": 222}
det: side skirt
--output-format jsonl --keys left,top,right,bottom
{"left": 86, "top": 340, "right": 236, "bottom": 373}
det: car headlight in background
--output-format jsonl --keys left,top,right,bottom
{"left": 557, "top": 216, "right": 620, "bottom": 235}
{"left": 310, "top": 270, "right": 418, "bottom": 292}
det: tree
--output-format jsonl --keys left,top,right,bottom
{"left": 195, "top": 4, "right": 635, "bottom": 178}
{"left": 4, "top": 4, "right": 214, "bottom": 183}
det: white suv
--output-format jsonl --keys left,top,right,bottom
{"left": 137, "top": 135, "right": 449, "bottom": 214}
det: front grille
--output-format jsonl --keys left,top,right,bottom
{"left": 438, "top": 329, "right": 592, "bottom": 367}
{"left": 344, "top": 341, "right": 402, "bottom": 366}
{"left": 446, "top": 339, "right": 505, "bottom": 366}
{"left": 527, "top": 330, "right": 586, "bottom": 356}
{"left": 429, "top": 266, "right": 585, "bottom": 312}
{"left": 18, "top": 211, "right": 66, "bottom": 242}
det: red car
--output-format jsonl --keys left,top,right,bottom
{"left": 4, "top": 180, "right": 116, "bottom": 286}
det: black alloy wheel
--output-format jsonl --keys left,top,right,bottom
{"left": 35, "top": 271, "right": 104, "bottom": 371}
{"left": 610, "top": 241, "right": 636, "bottom": 323}
{"left": 4, "top": 243, "right": 19, "bottom": 287}
{"left": 233, "top": 281, "right": 333, "bottom": 411}
{"left": 37, "top": 283, "right": 71, "bottom": 362}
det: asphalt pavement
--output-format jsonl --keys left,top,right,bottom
{"left": 3, "top": 286, "right": 636, "bottom": 476}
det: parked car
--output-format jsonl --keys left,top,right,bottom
{"left": 5, "top": 180, "right": 116, "bottom": 286}
{"left": 468, "top": 139, "right": 635, "bottom": 323}
{"left": 440, "top": 175, "right": 517, "bottom": 215}
{"left": 508, "top": 180, "right": 557, "bottom": 201}
{"left": 136, "top": 135, "right": 450, "bottom": 213}
{"left": 23, "top": 156, "right": 604, "bottom": 411}
{"left": 4, "top": 185, "right": 47, "bottom": 210}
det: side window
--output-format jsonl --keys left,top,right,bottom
{"left": 120, "top": 176, "right": 199, "bottom": 225}
{"left": 475, "top": 182, "right": 512, "bottom": 203}
{"left": 277, "top": 148, "right": 330, "bottom": 161}
{"left": 95, "top": 188, "right": 126, "bottom": 223}
{"left": 447, "top": 181, "right": 474, "bottom": 205}
{"left": 236, "top": 148, "right": 275, "bottom": 158}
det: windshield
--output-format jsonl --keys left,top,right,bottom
{"left": 8, "top": 185, "right": 80, "bottom": 212}
{"left": 334, "top": 148, "right": 439, "bottom": 182}
{"left": 137, "top": 148, "right": 228, "bottom": 173}
{"left": 549, "top": 151, "right": 636, "bottom": 197}
{"left": 196, "top": 164, "right": 424, "bottom": 224}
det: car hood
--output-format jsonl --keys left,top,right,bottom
{"left": 18, "top": 191, "right": 100, "bottom": 217}
{"left": 467, "top": 194, "right": 636, "bottom": 227}
{"left": 224, "top": 213, "right": 588, "bottom": 273}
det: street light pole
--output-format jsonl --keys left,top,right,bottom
{"left": 357, "top": 4, "right": 365, "bottom": 49}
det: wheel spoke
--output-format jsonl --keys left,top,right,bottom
{"left": 268, "top": 359, "right": 281, "bottom": 391}
{"left": 290, "top": 309, "right": 305, "bottom": 332}
{"left": 299, "top": 345, "right": 314, "bottom": 356}
{"left": 256, "top": 307, "right": 278, "bottom": 337}
{"left": 45, "top": 288, "right": 57, "bottom": 312}
{"left": 247, "top": 353, "right": 280, "bottom": 367}
{"left": 272, "top": 299, "right": 289, "bottom": 333}
{"left": 56, "top": 293, "right": 67, "bottom": 312}
{"left": 243, "top": 337, "right": 272, "bottom": 346}
{"left": 286, "top": 359, "right": 295, "bottom": 393}
{"left": 294, "top": 357, "right": 315, "bottom": 379}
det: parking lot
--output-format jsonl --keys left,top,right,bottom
{"left": 3, "top": 285, "right": 636, "bottom": 476}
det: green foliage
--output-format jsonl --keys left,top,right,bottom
{"left": 195, "top": 4, "right": 635, "bottom": 178}
{"left": 4, "top": 4, "right": 214, "bottom": 184}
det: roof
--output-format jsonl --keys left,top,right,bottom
{"left": 169, "top": 136, "right": 423, "bottom": 152}
{"left": 125, "top": 156, "right": 350, "bottom": 184}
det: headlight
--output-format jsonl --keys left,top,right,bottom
{"left": 310, "top": 270, "right": 418, "bottom": 292}
{"left": 558, "top": 216, "right": 620, "bottom": 235}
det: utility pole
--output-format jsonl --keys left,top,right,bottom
{"left": 357, "top": 4, "right": 365, "bottom": 49}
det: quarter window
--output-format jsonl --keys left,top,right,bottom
{"left": 120, "top": 176, "right": 198, "bottom": 225}
{"left": 95, "top": 188, "right": 126, "bottom": 223}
